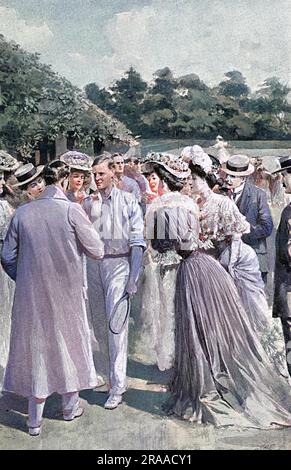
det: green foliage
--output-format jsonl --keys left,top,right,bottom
{"left": 84, "top": 83, "right": 113, "bottom": 112}
{"left": 109, "top": 67, "right": 147, "bottom": 134}
{"left": 0, "top": 35, "right": 132, "bottom": 156}
{"left": 85, "top": 64, "right": 290, "bottom": 140}
{"left": 218, "top": 70, "right": 250, "bottom": 98}
{"left": 2, "top": 32, "right": 289, "bottom": 146}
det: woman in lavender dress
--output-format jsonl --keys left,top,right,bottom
{"left": 146, "top": 154, "right": 291, "bottom": 428}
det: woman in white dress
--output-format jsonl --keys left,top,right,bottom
{"left": 134, "top": 156, "right": 190, "bottom": 371}
{"left": 0, "top": 152, "right": 19, "bottom": 386}
{"left": 212, "top": 135, "right": 231, "bottom": 163}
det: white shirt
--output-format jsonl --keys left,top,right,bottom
{"left": 83, "top": 186, "right": 146, "bottom": 256}
{"left": 232, "top": 182, "right": 246, "bottom": 203}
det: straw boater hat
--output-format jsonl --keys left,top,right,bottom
{"left": 272, "top": 156, "right": 291, "bottom": 174}
{"left": 222, "top": 155, "right": 254, "bottom": 177}
{"left": 0, "top": 150, "right": 20, "bottom": 172}
{"left": 141, "top": 152, "right": 190, "bottom": 179}
{"left": 60, "top": 151, "right": 92, "bottom": 172}
{"left": 13, "top": 163, "right": 44, "bottom": 187}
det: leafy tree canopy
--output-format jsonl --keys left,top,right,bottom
{"left": 0, "top": 35, "right": 132, "bottom": 156}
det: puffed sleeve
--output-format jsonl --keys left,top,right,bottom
{"left": 176, "top": 205, "right": 199, "bottom": 254}
{"left": 68, "top": 203, "right": 104, "bottom": 259}
{"left": 218, "top": 196, "right": 250, "bottom": 237}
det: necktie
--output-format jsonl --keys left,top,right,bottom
{"left": 233, "top": 190, "right": 243, "bottom": 202}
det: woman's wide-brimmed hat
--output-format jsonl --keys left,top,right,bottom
{"left": 13, "top": 163, "right": 44, "bottom": 187}
{"left": 0, "top": 150, "right": 20, "bottom": 172}
{"left": 221, "top": 155, "right": 254, "bottom": 176}
{"left": 60, "top": 151, "right": 92, "bottom": 172}
{"left": 141, "top": 152, "right": 190, "bottom": 179}
{"left": 272, "top": 156, "right": 291, "bottom": 174}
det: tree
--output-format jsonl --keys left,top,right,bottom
{"left": 151, "top": 67, "right": 176, "bottom": 100}
{"left": 141, "top": 108, "right": 176, "bottom": 136}
{"left": 225, "top": 115, "right": 256, "bottom": 139}
{"left": 248, "top": 77, "right": 291, "bottom": 138}
{"left": 84, "top": 83, "right": 113, "bottom": 112}
{"left": 81, "top": 66, "right": 290, "bottom": 140}
{"left": 0, "top": 35, "right": 132, "bottom": 156}
{"left": 177, "top": 73, "right": 208, "bottom": 92}
{"left": 255, "top": 77, "right": 290, "bottom": 115}
{"left": 109, "top": 67, "right": 147, "bottom": 134}
{"left": 218, "top": 70, "right": 250, "bottom": 99}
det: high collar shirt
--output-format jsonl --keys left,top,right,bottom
{"left": 232, "top": 181, "right": 246, "bottom": 203}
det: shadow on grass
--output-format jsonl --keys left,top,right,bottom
{"left": 124, "top": 388, "right": 170, "bottom": 417}
{"left": 0, "top": 392, "right": 28, "bottom": 434}
{"left": 127, "top": 358, "right": 174, "bottom": 385}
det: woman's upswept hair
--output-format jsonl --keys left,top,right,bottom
{"left": 189, "top": 161, "right": 217, "bottom": 189}
{"left": 44, "top": 160, "right": 70, "bottom": 185}
{"left": 152, "top": 164, "right": 185, "bottom": 192}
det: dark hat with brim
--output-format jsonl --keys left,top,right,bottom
{"left": 13, "top": 163, "right": 44, "bottom": 187}
{"left": 272, "top": 156, "right": 291, "bottom": 174}
{"left": 222, "top": 154, "right": 254, "bottom": 176}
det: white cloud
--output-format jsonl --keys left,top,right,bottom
{"left": 67, "top": 52, "right": 88, "bottom": 64}
{"left": 0, "top": 1, "right": 290, "bottom": 90}
{"left": 92, "top": 0, "right": 291, "bottom": 90}
{"left": 0, "top": 5, "right": 53, "bottom": 51}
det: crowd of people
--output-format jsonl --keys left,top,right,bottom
{"left": 0, "top": 142, "right": 291, "bottom": 436}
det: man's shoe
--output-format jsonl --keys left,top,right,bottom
{"left": 28, "top": 426, "right": 41, "bottom": 436}
{"left": 63, "top": 406, "right": 84, "bottom": 421}
{"left": 104, "top": 394, "right": 122, "bottom": 410}
{"left": 26, "top": 420, "right": 42, "bottom": 436}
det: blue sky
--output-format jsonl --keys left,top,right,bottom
{"left": 0, "top": 0, "right": 290, "bottom": 91}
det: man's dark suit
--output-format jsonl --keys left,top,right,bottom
{"left": 236, "top": 181, "right": 274, "bottom": 280}
{"left": 273, "top": 203, "right": 291, "bottom": 377}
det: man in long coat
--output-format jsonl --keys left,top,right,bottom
{"left": 272, "top": 156, "right": 291, "bottom": 377}
{"left": 1, "top": 160, "right": 104, "bottom": 436}
{"left": 222, "top": 155, "right": 274, "bottom": 284}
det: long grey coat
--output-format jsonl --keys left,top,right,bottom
{"left": 1, "top": 185, "right": 104, "bottom": 398}
{"left": 237, "top": 181, "right": 273, "bottom": 273}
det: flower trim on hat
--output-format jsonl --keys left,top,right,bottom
{"left": 181, "top": 145, "right": 212, "bottom": 174}
{"left": 60, "top": 151, "right": 92, "bottom": 170}
{"left": 0, "top": 150, "right": 19, "bottom": 171}
{"left": 142, "top": 152, "right": 189, "bottom": 175}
